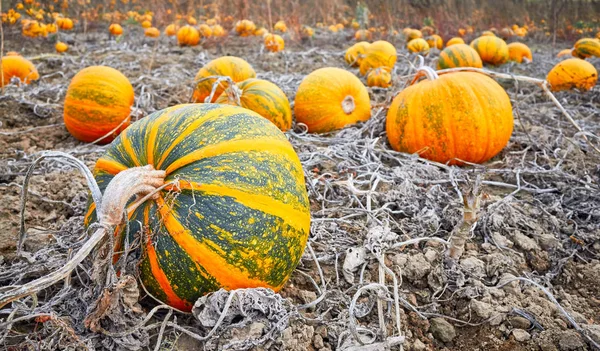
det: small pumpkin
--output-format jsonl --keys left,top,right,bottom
{"left": 165, "top": 24, "right": 178, "bottom": 36}
{"left": 274, "top": 20, "right": 287, "bottom": 33}
{"left": 573, "top": 38, "right": 600, "bottom": 58}
{"left": 407, "top": 29, "right": 422, "bottom": 41}
{"left": 212, "top": 25, "right": 225, "bottom": 37}
{"left": 407, "top": 38, "right": 430, "bottom": 54}
{"left": 55, "top": 41, "right": 68, "bottom": 53}
{"left": 507, "top": 42, "right": 532, "bottom": 63}
{"left": 192, "top": 56, "right": 256, "bottom": 103}
{"left": 359, "top": 40, "right": 397, "bottom": 76}
{"left": 294, "top": 67, "right": 371, "bottom": 133}
{"left": 57, "top": 18, "right": 73, "bottom": 30}
{"left": 470, "top": 36, "right": 509, "bottom": 65}
{"left": 366, "top": 67, "right": 392, "bottom": 88}
{"left": 446, "top": 37, "right": 465, "bottom": 47}
{"left": 177, "top": 25, "right": 200, "bottom": 46}
{"left": 421, "top": 26, "right": 435, "bottom": 36}
{"left": 198, "top": 24, "right": 212, "bottom": 38}
{"left": 386, "top": 68, "right": 514, "bottom": 165}
{"left": 481, "top": 30, "right": 495, "bottom": 37}
{"left": 109, "top": 23, "right": 123, "bottom": 36}
{"left": 1, "top": 55, "right": 39, "bottom": 87}
{"left": 215, "top": 78, "right": 292, "bottom": 131}
{"left": 499, "top": 27, "right": 514, "bottom": 40}
{"left": 546, "top": 58, "right": 597, "bottom": 92}
{"left": 85, "top": 103, "right": 310, "bottom": 311}
{"left": 264, "top": 34, "right": 285, "bottom": 52}
{"left": 557, "top": 49, "right": 573, "bottom": 58}
{"left": 301, "top": 26, "right": 314, "bottom": 39}
{"left": 141, "top": 20, "right": 151, "bottom": 29}
{"left": 437, "top": 44, "right": 482, "bottom": 70}
{"left": 344, "top": 41, "right": 370, "bottom": 67}
{"left": 144, "top": 27, "right": 160, "bottom": 38}
{"left": 63, "top": 66, "right": 134, "bottom": 144}
{"left": 426, "top": 34, "right": 443, "bottom": 50}
{"left": 254, "top": 27, "right": 268, "bottom": 37}
{"left": 355, "top": 29, "right": 372, "bottom": 41}
{"left": 235, "top": 20, "right": 256, "bottom": 37}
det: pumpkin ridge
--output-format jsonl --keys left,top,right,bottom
{"left": 146, "top": 105, "right": 183, "bottom": 167}
{"left": 94, "top": 157, "right": 129, "bottom": 175}
{"left": 120, "top": 129, "right": 142, "bottom": 167}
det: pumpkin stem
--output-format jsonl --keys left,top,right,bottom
{"left": 416, "top": 66, "right": 439, "bottom": 81}
{"left": 341, "top": 95, "right": 356, "bottom": 115}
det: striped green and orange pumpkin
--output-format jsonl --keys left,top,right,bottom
{"left": 426, "top": 35, "right": 443, "bottom": 50}
{"left": 470, "top": 36, "right": 509, "bottom": 66}
{"left": 84, "top": 103, "right": 311, "bottom": 311}
{"left": 407, "top": 38, "right": 430, "bottom": 54}
{"left": 573, "top": 38, "right": 600, "bottom": 59}
{"left": 192, "top": 56, "right": 256, "bottom": 103}
{"left": 63, "top": 66, "right": 134, "bottom": 144}
{"left": 215, "top": 78, "right": 292, "bottom": 131}
{"left": 366, "top": 67, "right": 392, "bottom": 88}
{"left": 437, "top": 44, "right": 483, "bottom": 70}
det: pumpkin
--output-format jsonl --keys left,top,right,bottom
{"left": 57, "top": 18, "right": 73, "bottom": 30}
{"left": 165, "top": 24, "right": 178, "bottom": 36}
{"left": 109, "top": 23, "right": 123, "bottom": 36}
{"left": 407, "top": 38, "right": 430, "bottom": 54}
{"left": 446, "top": 37, "right": 465, "bottom": 47}
{"left": 187, "top": 16, "right": 197, "bottom": 25}
{"left": 215, "top": 78, "right": 292, "bottom": 131}
{"left": 264, "top": 34, "right": 285, "bottom": 52}
{"left": 192, "top": 56, "right": 256, "bottom": 103}
{"left": 84, "top": 103, "right": 310, "bottom": 311}
{"left": 212, "top": 25, "right": 225, "bottom": 37}
{"left": 177, "top": 25, "right": 200, "bottom": 46}
{"left": 573, "top": 38, "right": 600, "bottom": 58}
{"left": 328, "top": 25, "right": 339, "bottom": 33}
{"left": 437, "top": 44, "right": 483, "bottom": 70}
{"left": 407, "top": 29, "right": 422, "bottom": 41}
{"left": 6, "top": 51, "right": 20, "bottom": 56}
{"left": 426, "top": 35, "right": 443, "bottom": 50}
{"left": 359, "top": 40, "right": 397, "bottom": 76}
{"left": 274, "top": 20, "right": 287, "bottom": 33}
{"left": 421, "top": 26, "right": 435, "bottom": 36}
{"left": 55, "top": 41, "right": 68, "bottom": 53}
{"left": 386, "top": 68, "right": 514, "bottom": 165}
{"left": 198, "top": 24, "right": 212, "bottom": 38}
{"left": 500, "top": 27, "right": 514, "bottom": 40}
{"left": 507, "top": 42, "right": 532, "bottom": 63}
{"left": 458, "top": 28, "right": 466, "bottom": 37}
{"left": 235, "top": 20, "right": 256, "bottom": 37}
{"left": 470, "top": 36, "right": 509, "bottom": 65}
{"left": 557, "top": 49, "right": 573, "bottom": 58}
{"left": 481, "top": 30, "right": 495, "bottom": 37}
{"left": 144, "top": 27, "right": 160, "bottom": 38}
{"left": 546, "top": 58, "right": 597, "bottom": 92}
{"left": 345, "top": 41, "right": 370, "bottom": 67}
{"left": 63, "top": 66, "right": 134, "bottom": 144}
{"left": 366, "top": 67, "right": 392, "bottom": 88}
{"left": 294, "top": 67, "right": 371, "bottom": 133}
{"left": 355, "top": 29, "right": 372, "bottom": 41}
{"left": 254, "top": 27, "right": 268, "bottom": 37}
{"left": 141, "top": 20, "right": 151, "bottom": 29}
{"left": 1, "top": 55, "right": 39, "bottom": 87}
{"left": 301, "top": 26, "right": 314, "bottom": 39}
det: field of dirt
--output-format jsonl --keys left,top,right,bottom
{"left": 0, "top": 28, "right": 599, "bottom": 351}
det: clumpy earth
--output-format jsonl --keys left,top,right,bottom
{"left": 0, "top": 28, "right": 599, "bottom": 350}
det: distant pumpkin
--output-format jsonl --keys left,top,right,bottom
{"left": 177, "top": 25, "right": 200, "bottom": 46}
{"left": 573, "top": 38, "right": 600, "bottom": 58}
{"left": 57, "top": 18, "right": 73, "bottom": 30}
{"left": 274, "top": 20, "right": 287, "bottom": 33}
{"left": 359, "top": 40, "right": 397, "bottom": 76}
{"left": 470, "top": 36, "right": 509, "bottom": 65}
{"left": 345, "top": 41, "right": 370, "bottom": 67}
{"left": 109, "top": 23, "right": 123, "bottom": 36}
{"left": 426, "top": 34, "right": 443, "bottom": 50}
{"left": 192, "top": 56, "right": 256, "bottom": 103}
{"left": 55, "top": 41, "right": 68, "bottom": 53}
{"left": 546, "top": 58, "right": 597, "bottom": 92}
{"left": 355, "top": 29, "right": 372, "bottom": 41}
{"left": 63, "top": 66, "right": 134, "bottom": 143}
{"left": 212, "top": 25, "right": 225, "bottom": 37}
{"left": 165, "top": 24, "right": 178, "bottom": 36}
{"left": 141, "top": 20, "right": 151, "bottom": 29}
{"left": 557, "top": 49, "right": 573, "bottom": 58}
{"left": 144, "top": 27, "right": 160, "bottom": 38}
{"left": 437, "top": 44, "right": 482, "bottom": 69}
{"left": 264, "top": 34, "right": 285, "bottom": 52}
{"left": 366, "top": 67, "right": 392, "bottom": 88}
{"left": 507, "top": 42, "right": 532, "bottom": 63}
{"left": 1, "top": 55, "right": 39, "bottom": 87}
{"left": 446, "top": 37, "right": 465, "bottom": 47}
{"left": 407, "top": 29, "right": 422, "bottom": 41}
{"left": 294, "top": 67, "right": 371, "bottom": 133}
{"left": 407, "top": 38, "right": 430, "bottom": 54}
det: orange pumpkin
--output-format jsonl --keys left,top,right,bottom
{"left": 294, "top": 67, "right": 371, "bottom": 133}
{"left": 212, "top": 25, "right": 225, "bottom": 37}
{"left": 57, "top": 18, "right": 73, "bottom": 30}
{"left": 366, "top": 67, "right": 392, "bottom": 88}
{"left": 407, "top": 38, "right": 430, "bottom": 54}
{"left": 264, "top": 34, "right": 285, "bottom": 52}
{"left": 573, "top": 38, "right": 600, "bottom": 58}
{"left": 386, "top": 68, "right": 514, "bottom": 165}
{"left": 355, "top": 29, "right": 372, "bottom": 41}
{"left": 1, "top": 55, "right": 39, "bottom": 87}
{"left": 359, "top": 40, "right": 397, "bottom": 76}
{"left": 546, "top": 58, "right": 597, "bottom": 92}
{"left": 407, "top": 29, "right": 422, "bottom": 41}
{"left": 437, "top": 44, "right": 482, "bottom": 69}
{"left": 192, "top": 56, "right": 256, "bottom": 103}
{"left": 144, "top": 27, "right": 160, "bottom": 38}
{"left": 177, "top": 25, "right": 200, "bottom": 46}
{"left": 446, "top": 37, "right": 465, "bottom": 47}
{"left": 470, "top": 36, "right": 509, "bottom": 65}
{"left": 109, "top": 23, "right": 123, "bottom": 36}
{"left": 141, "top": 20, "right": 151, "bottom": 29}
{"left": 507, "top": 42, "right": 532, "bottom": 63}
{"left": 426, "top": 34, "right": 443, "bottom": 50}
{"left": 55, "top": 41, "right": 68, "bottom": 53}
{"left": 345, "top": 41, "right": 370, "bottom": 67}
{"left": 557, "top": 49, "right": 573, "bottom": 58}
{"left": 274, "top": 20, "right": 287, "bottom": 33}
{"left": 198, "top": 24, "right": 212, "bottom": 38}
{"left": 165, "top": 24, "right": 178, "bottom": 36}
{"left": 63, "top": 66, "right": 134, "bottom": 144}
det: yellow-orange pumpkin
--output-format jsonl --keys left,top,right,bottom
{"left": 386, "top": 68, "right": 514, "bottom": 165}
{"left": 198, "top": 24, "right": 212, "bottom": 38}
{"left": 507, "top": 42, "right": 532, "bottom": 63}
{"left": 355, "top": 29, "right": 372, "bottom": 41}
{"left": 177, "top": 25, "right": 200, "bottom": 46}
{"left": 192, "top": 56, "right": 256, "bottom": 103}
{"left": 345, "top": 41, "right": 370, "bottom": 67}
{"left": 470, "top": 36, "right": 509, "bottom": 65}
{"left": 437, "top": 44, "right": 483, "bottom": 69}
{"left": 165, "top": 24, "right": 178, "bottom": 36}
{"left": 63, "top": 66, "right": 134, "bottom": 144}
{"left": 55, "top": 41, "right": 68, "bottom": 53}
{"left": 264, "top": 34, "right": 285, "bottom": 52}
{"left": 144, "top": 27, "right": 160, "bottom": 38}
{"left": 407, "top": 38, "right": 430, "bottom": 54}
{"left": 1, "top": 55, "right": 39, "bottom": 87}
{"left": 546, "top": 58, "right": 598, "bottom": 92}
{"left": 426, "top": 34, "right": 443, "bottom": 50}
{"left": 366, "top": 67, "right": 392, "bottom": 88}
{"left": 109, "top": 23, "right": 123, "bottom": 36}
{"left": 216, "top": 78, "right": 292, "bottom": 131}
{"left": 573, "top": 38, "right": 600, "bottom": 58}
{"left": 359, "top": 40, "right": 397, "bottom": 76}
{"left": 446, "top": 37, "right": 465, "bottom": 47}
{"left": 294, "top": 67, "right": 371, "bottom": 133}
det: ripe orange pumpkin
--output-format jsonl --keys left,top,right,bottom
{"left": 177, "top": 25, "right": 200, "bottom": 46}
{"left": 407, "top": 29, "right": 422, "bottom": 41}
{"left": 359, "top": 40, "right": 397, "bottom": 76}
{"left": 274, "top": 20, "right": 287, "bottom": 33}
{"left": 109, "top": 23, "right": 123, "bottom": 36}
{"left": 63, "top": 66, "right": 134, "bottom": 144}
{"left": 264, "top": 34, "right": 285, "bottom": 52}
{"left": 1, "top": 55, "right": 39, "bottom": 87}
{"left": 235, "top": 20, "right": 256, "bottom": 37}
{"left": 573, "top": 38, "right": 600, "bottom": 58}
{"left": 144, "top": 27, "right": 160, "bottom": 38}
{"left": 481, "top": 30, "right": 495, "bottom": 37}
{"left": 57, "top": 18, "right": 73, "bottom": 30}
{"left": 546, "top": 58, "right": 598, "bottom": 92}
{"left": 345, "top": 41, "right": 370, "bottom": 67}
{"left": 141, "top": 20, "right": 151, "bottom": 29}
{"left": 446, "top": 37, "right": 465, "bottom": 47}
{"left": 216, "top": 78, "right": 292, "bottom": 131}
{"left": 165, "top": 24, "right": 178, "bottom": 36}
{"left": 407, "top": 38, "right": 430, "bottom": 54}
{"left": 192, "top": 56, "right": 256, "bottom": 103}
{"left": 198, "top": 24, "right": 212, "bottom": 38}
{"left": 470, "top": 36, "right": 509, "bottom": 65}
{"left": 437, "top": 44, "right": 482, "bottom": 69}
{"left": 426, "top": 34, "right": 443, "bottom": 50}
{"left": 355, "top": 29, "right": 372, "bottom": 41}
{"left": 557, "top": 49, "right": 573, "bottom": 58}
{"left": 212, "top": 25, "right": 225, "bottom": 37}
{"left": 366, "top": 67, "right": 392, "bottom": 88}
{"left": 55, "top": 41, "right": 68, "bottom": 53}
{"left": 294, "top": 67, "right": 371, "bottom": 133}
{"left": 507, "top": 42, "right": 532, "bottom": 63}
{"left": 386, "top": 68, "right": 514, "bottom": 165}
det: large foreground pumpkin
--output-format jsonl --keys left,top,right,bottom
{"left": 386, "top": 68, "right": 514, "bottom": 165}
{"left": 1, "top": 55, "right": 39, "bottom": 87}
{"left": 64, "top": 66, "right": 134, "bottom": 144}
{"left": 215, "top": 78, "right": 292, "bottom": 131}
{"left": 84, "top": 104, "right": 311, "bottom": 311}
{"left": 295, "top": 67, "right": 371, "bottom": 133}
{"left": 192, "top": 56, "right": 256, "bottom": 103}
{"left": 546, "top": 58, "right": 597, "bottom": 92}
